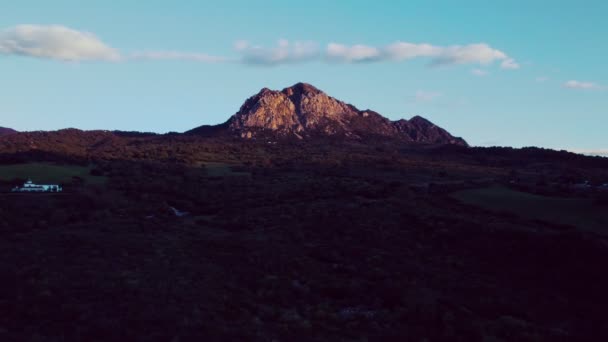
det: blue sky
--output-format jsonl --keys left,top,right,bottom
{"left": 1, "top": 0, "right": 606, "bottom": 154}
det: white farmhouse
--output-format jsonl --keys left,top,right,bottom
{"left": 12, "top": 179, "right": 63, "bottom": 193}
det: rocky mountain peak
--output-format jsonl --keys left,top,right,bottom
{"left": 281, "top": 82, "right": 323, "bottom": 97}
{"left": 190, "top": 83, "right": 467, "bottom": 146}
{"left": 409, "top": 115, "right": 433, "bottom": 125}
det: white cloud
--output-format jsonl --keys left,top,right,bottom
{"left": 0, "top": 25, "right": 120, "bottom": 62}
{"left": 472, "top": 68, "right": 488, "bottom": 76}
{"left": 415, "top": 90, "right": 442, "bottom": 102}
{"left": 325, "top": 41, "right": 517, "bottom": 69}
{"left": 535, "top": 76, "right": 549, "bottom": 82}
{"left": 0, "top": 25, "right": 519, "bottom": 72}
{"left": 326, "top": 43, "right": 381, "bottom": 62}
{"left": 500, "top": 58, "right": 520, "bottom": 70}
{"left": 235, "top": 39, "right": 320, "bottom": 65}
{"left": 563, "top": 80, "right": 601, "bottom": 90}
{"left": 233, "top": 40, "right": 249, "bottom": 51}
{"left": 433, "top": 43, "right": 508, "bottom": 66}
{"left": 384, "top": 42, "right": 442, "bottom": 61}
{"left": 130, "top": 51, "right": 229, "bottom": 63}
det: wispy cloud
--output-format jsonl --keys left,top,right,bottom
{"left": 130, "top": 51, "right": 229, "bottom": 63}
{"left": 235, "top": 39, "right": 320, "bottom": 65}
{"left": 500, "top": 58, "right": 520, "bottom": 70}
{"left": 433, "top": 44, "right": 510, "bottom": 67}
{"left": 0, "top": 24, "right": 519, "bottom": 71}
{"left": 563, "top": 80, "right": 602, "bottom": 90}
{"left": 0, "top": 25, "right": 120, "bottom": 62}
{"left": 414, "top": 90, "right": 443, "bottom": 102}
{"left": 326, "top": 43, "right": 382, "bottom": 63}
{"left": 471, "top": 68, "right": 489, "bottom": 76}
{"left": 327, "top": 41, "right": 518, "bottom": 69}
{"left": 535, "top": 76, "right": 549, "bottom": 83}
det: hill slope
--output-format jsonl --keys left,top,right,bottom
{"left": 0, "top": 127, "right": 17, "bottom": 136}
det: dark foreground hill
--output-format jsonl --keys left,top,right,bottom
{"left": 0, "top": 127, "right": 17, "bottom": 136}
{"left": 0, "top": 141, "right": 607, "bottom": 341}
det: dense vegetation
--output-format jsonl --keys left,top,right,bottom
{"left": 1, "top": 133, "right": 608, "bottom": 341}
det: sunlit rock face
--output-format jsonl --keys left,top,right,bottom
{"left": 195, "top": 82, "right": 468, "bottom": 146}
{"left": 230, "top": 88, "right": 302, "bottom": 134}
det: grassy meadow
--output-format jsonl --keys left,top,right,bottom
{"left": 0, "top": 163, "right": 106, "bottom": 186}
{"left": 452, "top": 185, "right": 608, "bottom": 233}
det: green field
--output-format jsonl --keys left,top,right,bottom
{"left": 452, "top": 185, "right": 608, "bottom": 232}
{"left": 0, "top": 163, "right": 106, "bottom": 185}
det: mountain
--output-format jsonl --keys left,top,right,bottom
{"left": 0, "top": 127, "right": 17, "bottom": 136}
{"left": 188, "top": 83, "right": 467, "bottom": 146}
{"left": 393, "top": 116, "right": 468, "bottom": 145}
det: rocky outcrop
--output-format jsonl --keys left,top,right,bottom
{"left": 228, "top": 87, "right": 304, "bottom": 135}
{"left": 394, "top": 116, "right": 468, "bottom": 146}
{"left": 190, "top": 83, "right": 468, "bottom": 146}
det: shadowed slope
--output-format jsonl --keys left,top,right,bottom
{"left": 0, "top": 127, "right": 17, "bottom": 136}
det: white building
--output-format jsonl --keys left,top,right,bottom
{"left": 12, "top": 179, "right": 62, "bottom": 193}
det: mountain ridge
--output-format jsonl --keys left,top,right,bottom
{"left": 1, "top": 83, "right": 467, "bottom": 146}
{"left": 189, "top": 82, "right": 467, "bottom": 146}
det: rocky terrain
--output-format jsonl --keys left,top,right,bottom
{"left": 189, "top": 83, "right": 468, "bottom": 145}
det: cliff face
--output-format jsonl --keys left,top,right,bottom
{"left": 192, "top": 83, "right": 468, "bottom": 146}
